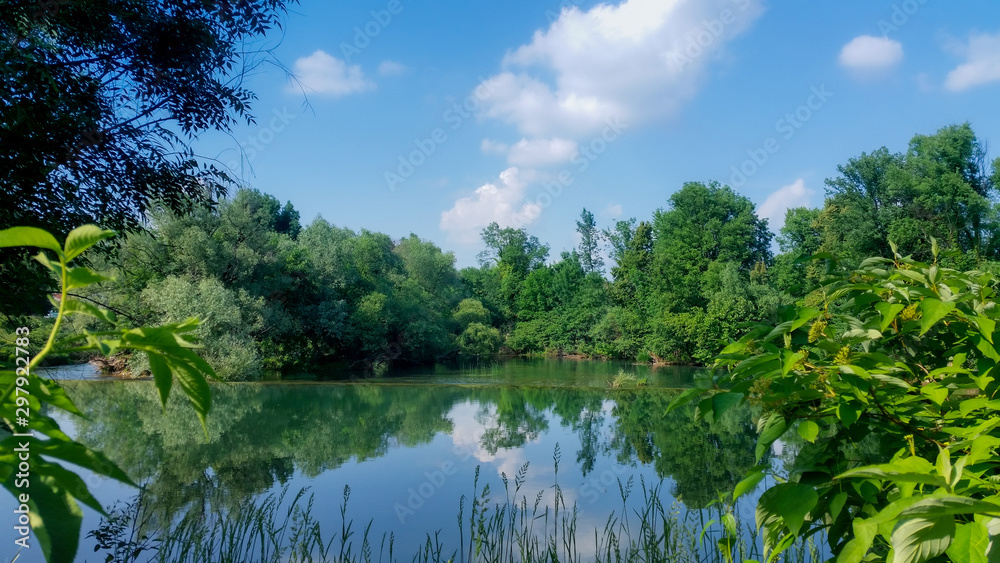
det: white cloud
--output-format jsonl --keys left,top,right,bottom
{"left": 476, "top": 0, "right": 763, "bottom": 139}
{"left": 480, "top": 139, "right": 509, "bottom": 155}
{"left": 289, "top": 50, "right": 374, "bottom": 97}
{"left": 604, "top": 204, "right": 624, "bottom": 219}
{"left": 440, "top": 168, "right": 542, "bottom": 243}
{"left": 838, "top": 35, "right": 903, "bottom": 73}
{"left": 378, "top": 60, "right": 408, "bottom": 76}
{"left": 758, "top": 179, "right": 814, "bottom": 231}
{"left": 507, "top": 138, "right": 579, "bottom": 167}
{"left": 944, "top": 32, "right": 1000, "bottom": 92}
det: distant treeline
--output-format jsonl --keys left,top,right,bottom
{"left": 72, "top": 123, "right": 1000, "bottom": 379}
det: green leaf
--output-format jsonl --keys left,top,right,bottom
{"left": 0, "top": 226, "right": 62, "bottom": 254}
{"left": 838, "top": 519, "right": 877, "bottom": 563}
{"left": 782, "top": 351, "right": 804, "bottom": 376}
{"left": 34, "top": 461, "right": 105, "bottom": 514}
{"left": 64, "top": 266, "right": 113, "bottom": 290}
{"left": 1, "top": 473, "right": 85, "bottom": 563}
{"left": 838, "top": 402, "right": 860, "bottom": 428}
{"left": 838, "top": 457, "right": 946, "bottom": 486}
{"left": 877, "top": 302, "right": 907, "bottom": 332}
{"left": 665, "top": 387, "right": 706, "bottom": 414}
{"left": 918, "top": 298, "right": 955, "bottom": 336}
{"left": 973, "top": 316, "right": 997, "bottom": 344}
{"left": 830, "top": 491, "right": 848, "bottom": 521}
{"left": 722, "top": 512, "right": 738, "bottom": 537}
{"left": 869, "top": 373, "right": 913, "bottom": 389}
{"left": 790, "top": 307, "right": 821, "bottom": 332}
{"left": 63, "top": 225, "right": 115, "bottom": 261}
{"left": 756, "top": 414, "right": 787, "bottom": 462}
{"left": 147, "top": 353, "right": 173, "bottom": 410}
{"left": 946, "top": 522, "right": 988, "bottom": 563}
{"left": 757, "top": 483, "right": 818, "bottom": 536}
{"left": 797, "top": 420, "right": 820, "bottom": 443}
{"left": 171, "top": 355, "right": 213, "bottom": 430}
{"left": 712, "top": 392, "right": 743, "bottom": 417}
{"left": 890, "top": 517, "right": 954, "bottom": 563}
{"left": 734, "top": 469, "right": 766, "bottom": 501}
{"left": 898, "top": 496, "right": 1000, "bottom": 519}
{"left": 921, "top": 383, "right": 949, "bottom": 406}
{"left": 61, "top": 298, "right": 117, "bottom": 324}
{"left": 32, "top": 441, "right": 136, "bottom": 488}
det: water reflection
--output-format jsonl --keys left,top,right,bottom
{"left": 65, "top": 378, "right": 764, "bottom": 542}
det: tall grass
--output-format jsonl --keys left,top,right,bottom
{"left": 92, "top": 450, "right": 821, "bottom": 563}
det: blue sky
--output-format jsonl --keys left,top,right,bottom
{"left": 195, "top": 0, "right": 1000, "bottom": 267}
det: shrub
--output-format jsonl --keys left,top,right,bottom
{"left": 457, "top": 322, "right": 503, "bottom": 356}
{"left": 673, "top": 242, "right": 1000, "bottom": 562}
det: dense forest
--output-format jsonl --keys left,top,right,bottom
{"left": 58, "top": 123, "right": 999, "bottom": 379}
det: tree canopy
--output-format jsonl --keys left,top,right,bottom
{"left": 0, "top": 0, "right": 297, "bottom": 313}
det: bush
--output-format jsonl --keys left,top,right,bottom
{"left": 136, "top": 276, "right": 262, "bottom": 380}
{"left": 457, "top": 322, "right": 503, "bottom": 356}
{"left": 674, "top": 243, "right": 1000, "bottom": 562}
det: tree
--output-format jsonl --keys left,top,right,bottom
{"left": 477, "top": 222, "right": 549, "bottom": 274}
{"left": 819, "top": 124, "right": 997, "bottom": 266}
{"left": 576, "top": 208, "right": 604, "bottom": 275}
{"left": 475, "top": 223, "right": 549, "bottom": 322}
{"left": 819, "top": 147, "right": 904, "bottom": 264}
{"left": 602, "top": 218, "right": 637, "bottom": 268}
{"left": 0, "top": 0, "right": 297, "bottom": 313}
{"left": 651, "top": 182, "right": 772, "bottom": 310}
{"left": 772, "top": 207, "right": 822, "bottom": 293}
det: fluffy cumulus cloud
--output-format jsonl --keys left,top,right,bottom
{"left": 450, "top": 0, "right": 762, "bottom": 231}
{"left": 289, "top": 50, "right": 374, "bottom": 97}
{"left": 476, "top": 0, "right": 763, "bottom": 139}
{"left": 507, "top": 138, "right": 579, "bottom": 167}
{"left": 440, "top": 168, "right": 542, "bottom": 243}
{"left": 838, "top": 35, "right": 904, "bottom": 73}
{"left": 758, "top": 179, "right": 814, "bottom": 231}
{"left": 944, "top": 32, "right": 1000, "bottom": 92}
{"left": 604, "top": 204, "right": 624, "bottom": 218}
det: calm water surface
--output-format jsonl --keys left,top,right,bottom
{"left": 4, "top": 359, "right": 777, "bottom": 562}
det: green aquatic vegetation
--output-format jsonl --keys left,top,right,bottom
{"left": 92, "top": 448, "right": 822, "bottom": 563}
{"left": 608, "top": 369, "right": 647, "bottom": 389}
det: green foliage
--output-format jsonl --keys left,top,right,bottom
{"left": 29, "top": 124, "right": 998, "bottom": 374}
{"left": 818, "top": 124, "right": 997, "bottom": 268}
{"left": 136, "top": 276, "right": 263, "bottom": 380}
{"left": 0, "top": 0, "right": 297, "bottom": 313}
{"left": 458, "top": 322, "right": 504, "bottom": 356}
{"left": 651, "top": 181, "right": 773, "bottom": 311}
{"left": 673, "top": 242, "right": 1000, "bottom": 562}
{"left": 0, "top": 225, "right": 214, "bottom": 563}
{"left": 576, "top": 208, "right": 604, "bottom": 274}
